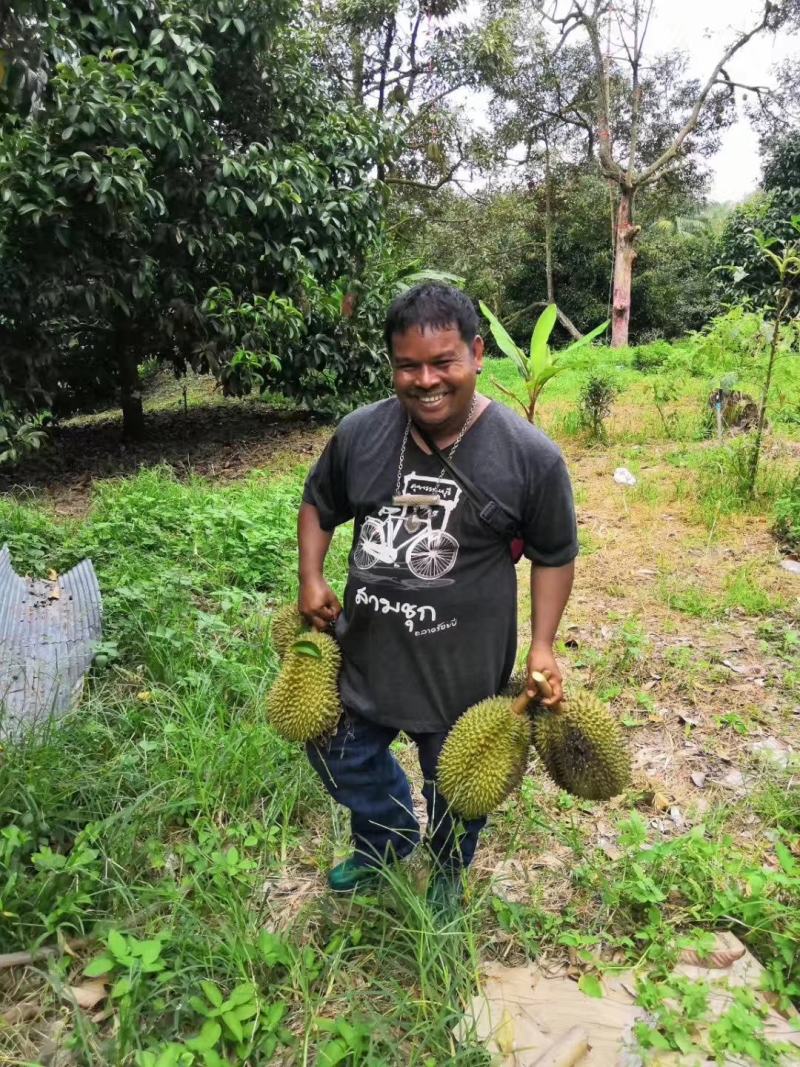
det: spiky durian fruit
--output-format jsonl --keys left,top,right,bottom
{"left": 267, "top": 631, "right": 341, "bottom": 742}
{"left": 531, "top": 691, "right": 630, "bottom": 800}
{"left": 271, "top": 604, "right": 308, "bottom": 659}
{"left": 437, "top": 696, "right": 532, "bottom": 820}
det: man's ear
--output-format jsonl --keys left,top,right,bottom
{"left": 472, "top": 335, "right": 485, "bottom": 372}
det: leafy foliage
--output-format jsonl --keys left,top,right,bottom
{"left": 315, "top": 0, "right": 511, "bottom": 192}
{"left": 480, "top": 300, "right": 608, "bottom": 421}
{"left": 773, "top": 474, "right": 800, "bottom": 554}
{"left": 0, "top": 402, "right": 49, "bottom": 464}
{"left": 578, "top": 373, "right": 619, "bottom": 441}
{"left": 717, "top": 133, "right": 800, "bottom": 313}
{"left": 0, "top": 0, "right": 388, "bottom": 434}
{"left": 401, "top": 174, "right": 722, "bottom": 346}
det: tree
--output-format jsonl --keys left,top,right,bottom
{"left": 403, "top": 171, "right": 720, "bottom": 346}
{"left": 313, "top": 0, "right": 510, "bottom": 192}
{"left": 717, "top": 132, "right": 800, "bottom": 313}
{"left": 536, "top": 0, "right": 794, "bottom": 347}
{"left": 747, "top": 56, "right": 800, "bottom": 145}
{"left": 486, "top": 29, "right": 600, "bottom": 336}
{"left": 0, "top": 0, "right": 388, "bottom": 437}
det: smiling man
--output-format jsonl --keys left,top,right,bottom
{"left": 297, "top": 283, "right": 578, "bottom": 906}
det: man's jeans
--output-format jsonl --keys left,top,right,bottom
{"left": 306, "top": 709, "right": 486, "bottom": 871}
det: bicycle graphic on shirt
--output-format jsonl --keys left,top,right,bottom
{"left": 353, "top": 472, "right": 463, "bottom": 581}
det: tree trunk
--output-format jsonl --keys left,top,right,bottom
{"left": 542, "top": 140, "right": 582, "bottom": 341}
{"left": 351, "top": 38, "right": 364, "bottom": 105}
{"left": 117, "top": 328, "right": 145, "bottom": 440}
{"left": 610, "top": 187, "right": 640, "bottom": 348}
{"left": 544, "top": 140, "right": 555, "bottom": 306}
{"left": 748, "top": 292, "right": 789, "bottom": 497}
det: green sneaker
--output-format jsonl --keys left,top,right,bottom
{"left": 327, "top": 857, "right": 382, "bottom": 893}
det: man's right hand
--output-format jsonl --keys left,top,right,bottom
{"left": 299, "top": 576, "right": 342, "bottom": 631}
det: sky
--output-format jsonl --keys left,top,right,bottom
{"left": 648, "top": 0, "right": 796, "bottom": 201}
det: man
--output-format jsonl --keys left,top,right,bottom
{"left": 298, "top": 283, "right": 577, "bottom": 903}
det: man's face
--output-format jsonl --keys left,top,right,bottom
{"left": 391, "top": 324, "right": 484, "bottom": 434}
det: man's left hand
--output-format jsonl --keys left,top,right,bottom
{"left": 526, "top": 641, "right": 563, "bottom": 707}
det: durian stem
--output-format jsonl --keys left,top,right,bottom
{"left": 511, "top": 692, "right": 532, "bottom": 718}
{"left": 528, "top": 671, "right": 563, "bottom": 714}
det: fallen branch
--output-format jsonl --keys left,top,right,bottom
{"left": 0, "top": 939, "right": 84, "bottom": 972}
{"left": 0, "top": 947, "right": 59, "bottom": 971}
{"left": 531, "top": 1025, "right": 590, "bottom": 1067}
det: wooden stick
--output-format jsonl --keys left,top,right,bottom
{"left": 0, "top": 947, "right": 59, "bottom": 971}
{"left": 511, "top": 691, "right": 532, "bottom": 717}
{"left": 530, "top": 1026, "right": 590, "bottom": 1067}
{"left": 0, "top": 938, "right": 84, "bottom": 972}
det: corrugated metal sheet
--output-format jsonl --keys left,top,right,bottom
{"left": 0, "top": 544, "right": 102, "bottom": 738}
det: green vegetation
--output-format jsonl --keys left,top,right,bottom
{"left": 2, "top": 1, "right": 800, "bottom": 1059}
{"left": 479, "top": 301, "right": 609, "bottom": 422}
{"left": 1, "top": 334, "right": 798, "bottom": 1063}
{"left": 0, "top": 0, "right": 387, "bottom": 436}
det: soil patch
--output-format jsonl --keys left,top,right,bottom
{"left": 0, "top": 402, "right": 331, "bottom": 516}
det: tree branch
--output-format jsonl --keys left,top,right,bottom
{"left": 384, "top": 156, "right": 462, "bottom": 191}
{"left": 406, "top": 8, "right": 424, "bottom": 101}
{"left": 715, "top": 67, "right": 771, "bottom": 98}
{"left": 574, "top": 2, "right": 624, "bottom": 180}
{"left": 638, "top": 4, "right": 772, "bottom": 185}
{"left": 399, "top": 80, "right": 472, "bottom": 135}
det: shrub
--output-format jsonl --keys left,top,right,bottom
{"left": 693, "top": 438, "right": 787, "bottom": 514}
{"left": 773, "top": 475, "right": 800, "bottom": 553}
{"left": 650, "top": 375, "right": 681, "bottom": 438}
{"left": 631, "top": 340, "right": 673, "bottom": 373}
{"left": 0, "top": 403, "right": 50, "bottom": 465}
{"left": 579, "top": 372, "right": 619, "bottom": 441}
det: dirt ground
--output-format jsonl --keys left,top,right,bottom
{"left": 0, "top": 401, "right": 328, "bottom": 517}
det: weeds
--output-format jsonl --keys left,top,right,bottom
{"left": 772, "top": 472, "right": 800, "bottom": 553}
{"left": 1, "top": 334, "right": 799, "bottom": 1063}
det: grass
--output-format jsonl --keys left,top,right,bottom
{"left": 2, "top": 324, "right": 800, "bottom": 1064}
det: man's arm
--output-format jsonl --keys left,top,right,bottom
{"left": 525, "top": 560, "right": 575, "bottom": 706}
{"left": 297, "top": 501, "right": 343, "bottom": 630}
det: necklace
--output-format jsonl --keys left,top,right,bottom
{"left": 395, "top": 393, "right": 479, "bottom": 497}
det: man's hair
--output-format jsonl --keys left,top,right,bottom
{"left": 384, "top": 282, "right": 479, "bottom": 356}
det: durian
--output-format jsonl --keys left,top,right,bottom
{"left": 529, "top": 672, "right": 630, "bottom": 801}
{"left": 437, "top": 693, "right": 532, "bottom": 819}
{"left": 267, "top": 631, "right": 341, "bottom": 742}
{"left": 271, "top": 604, "right": 308, "bottom": 659}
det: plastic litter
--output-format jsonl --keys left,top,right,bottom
{"left": 613, "top": 467, "right": 637, "bottom": 486}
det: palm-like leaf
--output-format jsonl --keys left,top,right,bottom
{"left": 528, "top": 364, "right": 563, "bottom": 395}
{"left": 479, "top": 301, "right": 528, "bottom": 380}
{"left": 563, "top": 318, "right": 609, "bottom": 355}
{"left": 530, "top": 303, "right": 558, "bottom": 378}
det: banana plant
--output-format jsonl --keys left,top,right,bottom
{"left": 479, "top": 302, "right": 609, "bottom": 422}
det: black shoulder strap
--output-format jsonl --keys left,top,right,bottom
{"left": 412, "top": 421, "right": 521, "bottom": 542}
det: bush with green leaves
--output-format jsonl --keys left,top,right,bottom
{"left": 716, "top": 133, "right": 800, "bottom": 313}
{"left": 773, "top": 475, "right": 800, "bottom": 554}
{"left": 649, "top": 375, "right": 682, "bottom": 438}
{"left": 579, "top": 372, "right": 619, "bottom": 441}
{"left": 630, "top": 340, "right": 672, "bottom": 373}
{"left": 0, "top": 0, "right": 388, "bottom": 436}
{"left": 0, "top": 401, "right": 49, "bottom": 463}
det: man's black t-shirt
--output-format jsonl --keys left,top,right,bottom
{"left": 302, "top": 397, "right": 578, "bottom": 732}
